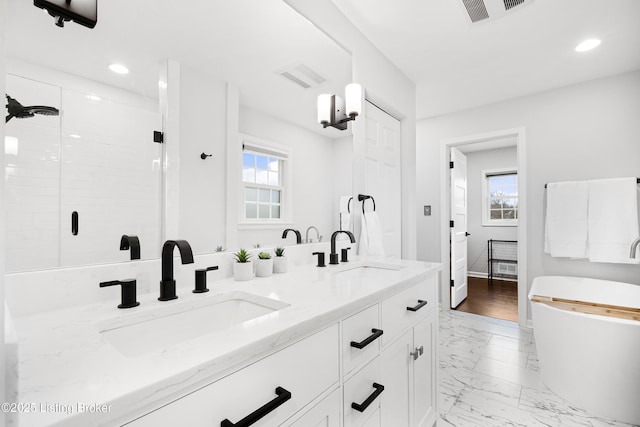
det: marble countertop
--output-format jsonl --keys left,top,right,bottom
{"left": 10, "top": 257, "right": 441, "bottom": 426}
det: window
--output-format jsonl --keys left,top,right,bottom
{"left": 240, "top": 137, "right": 290, "bottom": 224}
{"left": 482, "top": 169, "right": 518, "bottom": 226}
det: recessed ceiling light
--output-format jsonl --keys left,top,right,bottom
{"left": 109, "top": 63, "right": 130, "bottom": 74}
{"left": 575, "top": 39, "right": 601, "bottom": 52}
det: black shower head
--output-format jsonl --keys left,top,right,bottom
{"left": 5, "top": 95, "right": 59, "bottom": 123}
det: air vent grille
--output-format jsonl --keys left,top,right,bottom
{"left": 503, "top": 0, "right": 525, "bottom": 10}
{"left": 462, "top": 0, "right": 489, "bottom": 23}
{"left": 277, "top": 63, "right": 326, "bottom": 89}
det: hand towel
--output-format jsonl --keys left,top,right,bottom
{"left": 358, "top": 211, "right": 385, "bottom": 257}
{"left": 544, "top": 181, "right": 589, "bottom": 258}
{"left": 339, "top": 196, "right": 352, "bottom": 231}
{"left": 587, "top": 177, "right": 639, "bottom": 264}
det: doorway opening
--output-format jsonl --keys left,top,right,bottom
{"left": 440, "top": 128, "right": 527, "bottom": 327}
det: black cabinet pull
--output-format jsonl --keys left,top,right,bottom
{"left": 351, "top": 383, "right": 384, "bottom": 412}
{"left": 71, "top": 211, "right": 79, "bottom": 235}
{"left": 220, "top": 386, "right": 291, "bottom": 427}
{"left": 406, "top": 299, "right": 428, "bottom": 312}
{"left": 350, "top": 328, "right": 383, "bottom": 349}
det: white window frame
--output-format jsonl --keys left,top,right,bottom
{"left": 482, "top": 167, "right": 518, "bottom": 227}
{"left": 238, "top": 134, "right": 292, "bottom": 229}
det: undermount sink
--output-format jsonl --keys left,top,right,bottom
{"left": 98, "top": 292, "right": 289, "bottom": 357}
{"left": 333, "top": 263, "right": 402, "bottom": 280}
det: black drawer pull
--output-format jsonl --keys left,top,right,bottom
{"left": 220, "top": 386, "right": 291, "bottom": 427}
{"left": 406, "top": 299, "right": 428, "bottom": 312}
{"left": 351, "top": 383, "right": 384, "bottom": 412}
{"left": 350, "top": 328, "right": 383, "bottom": 349}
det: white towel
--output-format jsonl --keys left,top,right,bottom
{"left": 358, "top": 211, "right": 385, "bottom": 257}
{"left": 587, "top": 177, "right": 639, "bottom": 264}
{"left": 339, "top": 196, "right": 352, "bottom": 231}
{"left": 544, "top": 181, "right": 589, "bottom": 258}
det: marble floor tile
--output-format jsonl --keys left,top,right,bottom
{"left": 438, "top": 309, "right": 638, "bottom": 427}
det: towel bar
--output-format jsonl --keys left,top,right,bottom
{"left": 544, "top": 178, "right": 640, "bottom": 188}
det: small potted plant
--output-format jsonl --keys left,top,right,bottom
{"left": 215, "top": 245, "right": 225, "bottom": 252}
{"left": 255, "top": 252, "right": 273, "bottom": 277}
{"left": 273, "top": 247, "right": 287, "bottom": 274}
{"left": 233, "top": 249, "right": 253, "bottom": 281}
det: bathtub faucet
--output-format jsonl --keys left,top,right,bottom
{"left": 630, "top": 236, "right": 640, "bottom": 258}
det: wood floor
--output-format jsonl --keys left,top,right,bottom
{"left": 454, "top": 276, "right": 518, "bottom": 322}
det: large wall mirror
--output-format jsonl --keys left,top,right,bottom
{"left": 4, "top": 0, "right": 352, "bottom": 272}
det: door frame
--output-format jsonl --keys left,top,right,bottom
{"left": 439, "top": 127, "right": 528, "bottom": 328}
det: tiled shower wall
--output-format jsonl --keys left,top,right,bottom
{"left": 5, "top": 73, "right": 162, "bottom": 272}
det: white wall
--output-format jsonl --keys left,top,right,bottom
{"left": 417, "top": 71, "right": 640, "bottom": 304}
{"left": 178, "top": 65, "right": 227, "bottom": 254}
{"left": 238, "top": 106, "right": 337, "bottom": 249}
{"left": 285, "top": 0, "right": 418, "bottom": 259}
{"left": 1, "top": 0, "right": 7, "bottom": 415}
{"left": 465, "top": 147, "right": 518, "bottom": 275}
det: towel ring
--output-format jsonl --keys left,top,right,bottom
{"left": 358, "top": 194, "right": 376, "bottom": 214}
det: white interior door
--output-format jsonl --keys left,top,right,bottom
{"left": 363, "top": 101, "right": 401, "bottom": 258}
{"left": 450, "top": 147, "right": 468, "bottom": 308}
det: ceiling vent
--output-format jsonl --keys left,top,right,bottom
{"left": 460, "top": 0, "right": 533, "bottom": 24}
{"left": 277, "top": 63, "right": 326, "bottom": 89}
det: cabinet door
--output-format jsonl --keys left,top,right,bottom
{"left": 380, "top": 329, "right": 412, "bottom": 427}
{"left": 285, "top": 389, "right": 340, "bottom": 427}
{"left": 413, "top": 316, "right": 436, "bottom": 427}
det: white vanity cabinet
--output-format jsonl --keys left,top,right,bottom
{"left": 126, "top": 325, "right": 339, "bottom": 427}
{"left": 342, "top": 275, "right": 439, "bottom": 427}
{"left": 125, "top": 269, "right": 439, "bottom": 427}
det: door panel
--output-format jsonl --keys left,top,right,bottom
{"left": 450, "top": 147, "right": 468, "bottom": 308}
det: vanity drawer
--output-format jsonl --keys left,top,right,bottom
{"left": 343, "top": 357, "right": 383, "bottom": 427}
{"left": 342, "top": 304, "right": 380, "bottom": 374}
{"left": 380, "top": 276, "right": 436, "bottom": 346}
{"left": 128, "top": 324, "right": 339, "bottom": 427}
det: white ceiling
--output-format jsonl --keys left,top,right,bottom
{"left": 5, "top": 0, "right": 352, "bottom": 137}
{"left": 333, "top": 0, "right": 640, "bottom": 119}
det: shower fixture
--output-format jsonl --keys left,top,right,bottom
{"left": 5, "top": 95, "right": 59, "bottom": 123}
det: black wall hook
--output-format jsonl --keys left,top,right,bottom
{"left": 200, "top": 152, "right": 212, "bottom": 160}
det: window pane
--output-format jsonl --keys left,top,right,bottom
{"left": 242, "top": 153, "right": 255, "bottom": 168}
{"left": 268, "top": 158, "right": 279, "bottom": 171}
{"left": 256, "top": 155, "right": 268, "bottom": 170}
{"left": 503, "top": 210, "right": 516, "bottom": 219}
{"left": 503, "top": 198, "right": 516, "bottom": 208}
{"left": 503, "top": 185, "right": 517, "bottom": 196}
{"left": 246, "top": 187, "right": 258, "bottom": 202}
{"left": 256, "top": 169, "right": 268, "bottom": 185}
{"left": 271, "top": 205, "right": 280, "bottom": 219}
{"left": 243, "top": 167, "right": 255, "bottom": 183}
{"left": 490, "top": 210, "right": 502, "bottom": 220}
{"left": 268, "top": 171, "right": 279, "bottom": 186}
{"left": 259, "top": 188, "right": 270, "bottom": 202}
{"left": 272, "top": 190, "right": 280, "bottom": 203}
{"left": 258, "top": 205, "right": 269, "bottom": 218}
{"left": 490, "top": 198, "right": 502, "bottom": 209}
{"left": 246, "top": 203, "right": 257, "bottom": 218}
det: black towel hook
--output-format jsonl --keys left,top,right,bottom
{"left": 200, "top": 152, "right": 212, "bottom": 160}
{"left": 358, "top": 194, "right": 376, "bottom": 214}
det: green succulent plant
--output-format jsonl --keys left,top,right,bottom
{"left": 274, "top": 247, "right": 285, "bottom": 257}
{"left": 215, "top": 245, "right": 225, "bottom": 252}
{"left": 234, "top": 249, "right": 251, "bottom": 263}
{"left": 258, "top": 252, "right": 271, "bottom": 260}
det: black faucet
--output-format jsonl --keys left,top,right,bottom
{"left": 282, "top": 228, "right": 302, "bottom": 244}
{"left": 100, "top": 279, "right": 140, "bottom": 309}
{"left": 330, "top": 230, "right": 356, "bottom": 265}
{"left": 120, "top": 235, "right": 140, "bottom": 260}
{"left": 159, "top": 240, "right": 194, "bottom": 301}
{"left": 194, "top": 266, "right": 218, "bottom": 293}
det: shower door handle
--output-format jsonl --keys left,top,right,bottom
{"left": 71, "top": 211, "right": 79, "bottom": 235}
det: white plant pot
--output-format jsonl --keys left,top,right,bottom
{"left": 233, "top": 262, "right": 253, "bottom": 281}
{"left": 255, "top": 258, "right": 273, "bottom": 277}
{"left": 273, "top": 256, "right": 288, "bottom": 274}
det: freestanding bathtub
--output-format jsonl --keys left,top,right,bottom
{"left": 529, "top": 276, "right": 640, "bottom": 425}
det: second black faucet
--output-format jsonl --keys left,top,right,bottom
{"left": 159, "top": 240, "right": 194, "bottom": 301}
